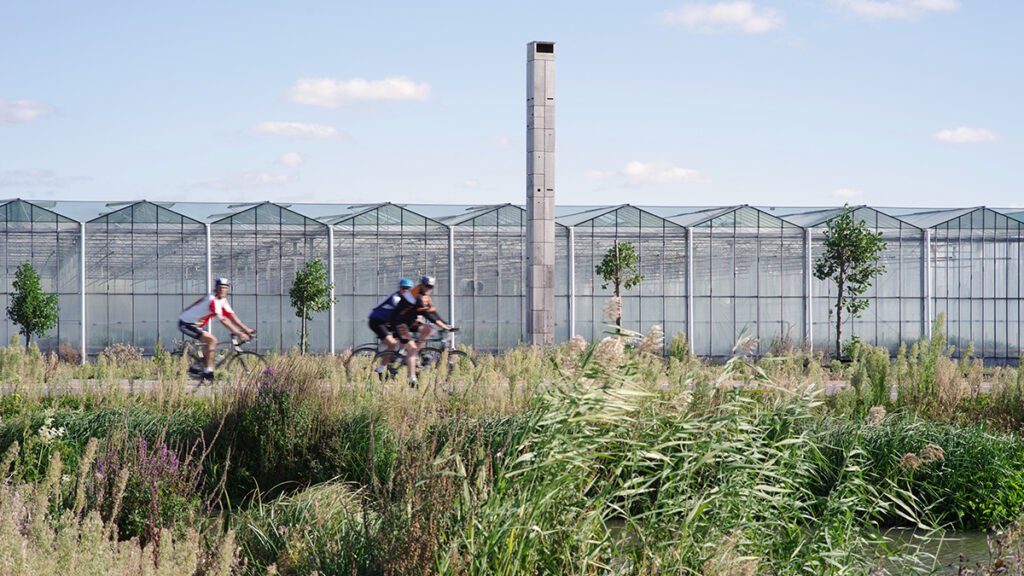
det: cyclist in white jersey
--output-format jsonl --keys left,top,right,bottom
{"left": 178, "top": 278, "right": 255, "bottom": 379}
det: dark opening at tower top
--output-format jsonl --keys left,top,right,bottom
{"left": 535, "top": 43, "right": 554, "bottom": 53}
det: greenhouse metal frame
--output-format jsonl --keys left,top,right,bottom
{"left": 2, "top": 199, "right": 1021, "bottom": 363}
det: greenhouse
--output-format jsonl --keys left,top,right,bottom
{"left": 1, "top": 199, "right": 1022, "bottom": 363}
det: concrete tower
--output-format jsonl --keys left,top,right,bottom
{"left": 526, "top": 41, "right": 555, "bottom": 347}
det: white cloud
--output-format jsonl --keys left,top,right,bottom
{"left": 280, "top": 152, "right": 304, "bottom": 167}
{"left": 288, "top": 76, "right": 431, "bottom": 108}
{"left": 832, "top": 0, "right": 959, "bottom": 20}
{"left": 657, "top": 2, "right": 783, "bottom": 34}
{"left": 251, "top": 121, "right": 339, "bottom": 139}
{"left": 933, "top": 127, "right": 998, "bottom": 143}
{"left": 492, "top": 136, "right": 511, "bottom": 146}
{"left": 461, "top": 180, "right": 480, "bottom": 189}
{"left": 198, "top": 172, "right": 292, "bottom": 190}
{"left": 589, "top": 161, "right": 710, "bottom": 187}
{"left": 831, "top": 188, "right": 864, "bottom": 199}
{"left": 0, "top": 99, "right": 54, "bottom": 124}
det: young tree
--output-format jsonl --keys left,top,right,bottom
{"left": 595, "top": 241, "right": 644, "bottom": 328}
{"left": 813, "top": 205, "right": 887, "bottom": 359}
{"left": 289, "top": 256, "right": 335, "bottom": 354}
{"left": 6, "top": 262, "right": 60, "bottom": 351}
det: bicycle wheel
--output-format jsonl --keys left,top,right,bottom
{"left": 220, "top": 351, "right": 268, "bottom": 382}
{"left": 373, "top": 350, "right": 410, "bottom": 382}
{"left": 345, "top": 346, "right": 384, "bottom": 382}
{"left": 419, "top": 347, "right": 475, "bottom": 375}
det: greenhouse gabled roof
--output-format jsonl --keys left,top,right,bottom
{"left": 330, "top": 202, "right": 448, "bottom": 229}
{"left": 894, "top": 207, "right": 979, "bottom": 229}
{"left": 555, "top": 204, "right": 684, "bottom": 229}
{"left": 209, "top": 201, "right": 327, "bottom": 228}
{"left": 0, "top": 199, "right": 79, "bottom": 224}
{"left": 663, "top": 205, "right": 738, "bottom": 227}
{"left": 772, "top": 206, "right": 847, "bottom": 228}
{"left": 995, "top": 208, "right": 1024, "bottom": 225}
{"left": 437, "top": 203, "right": 523, "bottom": 226}
{"left": 86, "top": 200, "right": 202, "bottom": 225}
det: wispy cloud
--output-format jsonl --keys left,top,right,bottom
{"left": 832, "top": 0, "right": 959, "bottom": 21}
{"left": 657, "top": 2, "right": 783, "bottom": 34}
{"left": 0, "top": 99, "right": 54, "bottom": 124}
{"left": 288, "top": 76, "right": 431, "bottom": 108}
{"left": 197, "top": 172, "right": 293, "bottom": 190}
{"left": 831, "top": 188, "right": 864, "bottom": 199}
{"left": 0, "top": 169, "right": 84, "bottom": 189}
{"left": 933, "top": 127, "right": 998, "bottom": 143}
{"left": 460, "top": 180, "right": 480, "bottom": 189}
{"left": 279, "top": 152, "right": 304, "bottom": 167}
{"left": 587, "top": 161, "right": 710, "bottom": 187}
{"left": 250, "top": 121, "right": 339, "bottom": 139}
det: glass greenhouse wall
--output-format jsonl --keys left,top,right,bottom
{"left": 448, "top": 205, "right": 529, "bottom": 351}
{"left": 85, "top": 201, "right": 206, "bottom": 354}
{"left": 798, "top": 207, "right": 925, "bottom": 355}
{"left": 927, "top": 208, "right": 1024, "bottom": 359}
{"left": 334, "top": 203, "right": 450, "bottom": 348}
{"left": 689, "top": 206, "right": 805, "bottom": 357}
{"left": 0, "top": 200, "right": 81, "bottom": 350}
{"left": 564, "top": 206, "right": 686, "bottom": 347}
{"left": 210, "top": 203, "right": 330, "bottom": 353}
{"left": 2, "top": 199, "right": 1022, "bottom": 363}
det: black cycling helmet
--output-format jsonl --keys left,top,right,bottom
{"left": 420, "top": 275, "right": 435, "bottom": 287}
{"left": 214, "top": 277, "right": 230, "bottom": 288}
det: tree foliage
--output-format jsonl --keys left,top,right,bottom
{"left": 6, "top": 261, "right": 60, "bottom": 351}
{"left": 289, "top": 256, "right": 335, "bottom": 354}
{"left": 595, "top": 241, "right": 644, "bottom": 327}
{"left": 813, "top": 205, "right": 887, "bottom": 358}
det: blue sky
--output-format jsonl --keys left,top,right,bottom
{"left": 1, "top": 0, "right": 1020, "bottom": 207}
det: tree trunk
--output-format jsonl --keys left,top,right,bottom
{"left": 24, "top": 332, "right": 30, "bottom": 352}
{"left": 835, "top": 276, "right": 844, "bottom": 360}
{"left": 300, "top": 306, "right": 307, "bottom": 355}
{"left": 615, "top": 244, "right": 622, "bottom": 329}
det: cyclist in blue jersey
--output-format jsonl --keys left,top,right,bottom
{"left": 367, "top": 278, "right": 417, "bottom": 383}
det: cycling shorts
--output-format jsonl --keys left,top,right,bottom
{"left": 392, "top": 321, "right": 420, "bottom": 344}
{"left": 368, "top": 317, "right": 392, "bottom": 340}
{"left": 178, "top": 319, "right": 209, "bottom": 340}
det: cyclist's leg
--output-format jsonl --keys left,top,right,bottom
{"left": 179, "top": 320, "right": 217, "bottom": 376}
{"left": 199, "top": 331, "right": 217, "bottom": 371}
{"left": 369, "top": 319, "right": 399, "bottom": 373}
{"left": 393, "top": 323, "right": 418, "bottom": 382}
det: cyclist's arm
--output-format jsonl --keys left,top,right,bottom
{"left": 220, "top": 316, "right": 254, "bottom": 339}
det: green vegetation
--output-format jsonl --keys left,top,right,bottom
{"left": 595, "top": 241, "right": 644, "bottom": 328}
{"left": 289, "top": 256, "right": 336, "bottom": 354}
{"left": 1, "top": 323, "right": 1024, "bottom": 574}
{"left": 5, "top": 261, "right": 59, "bottom": 352}
{"left": 813, "top": 204, "right": 888, "bottom": 359}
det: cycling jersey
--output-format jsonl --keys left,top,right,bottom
{"left": 179, "top": 292, "right": 235, "bottom": 327}
{"left": 410, "top": 285, "right": 444, "bottom": 324}
{"left": 369, "top": 291, "right": 414, "bottom": 322}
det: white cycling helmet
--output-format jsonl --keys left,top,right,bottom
{"left": 214, "top": 277, "right": 230, "bottom": 287}
{"left": 420, "top": 275, "right": 435, "bottom": 287}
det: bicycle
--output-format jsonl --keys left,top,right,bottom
{"left": 172, "top": 334, "right": 267, "bottom": 382}
{"left": 345, "top": 327, "right": 474, "bottom": 382}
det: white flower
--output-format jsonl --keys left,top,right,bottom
{"left": 567, "top": 335, "right": 587, "bottom": 354}
{"left": 602, "top": 297, "right": 622, "bottom": 322}
{"left": 636, "top": 325, "right": 665, "bottom": 355}
{"left": 38, "top": 417, "right": 66, "bottom": 444}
